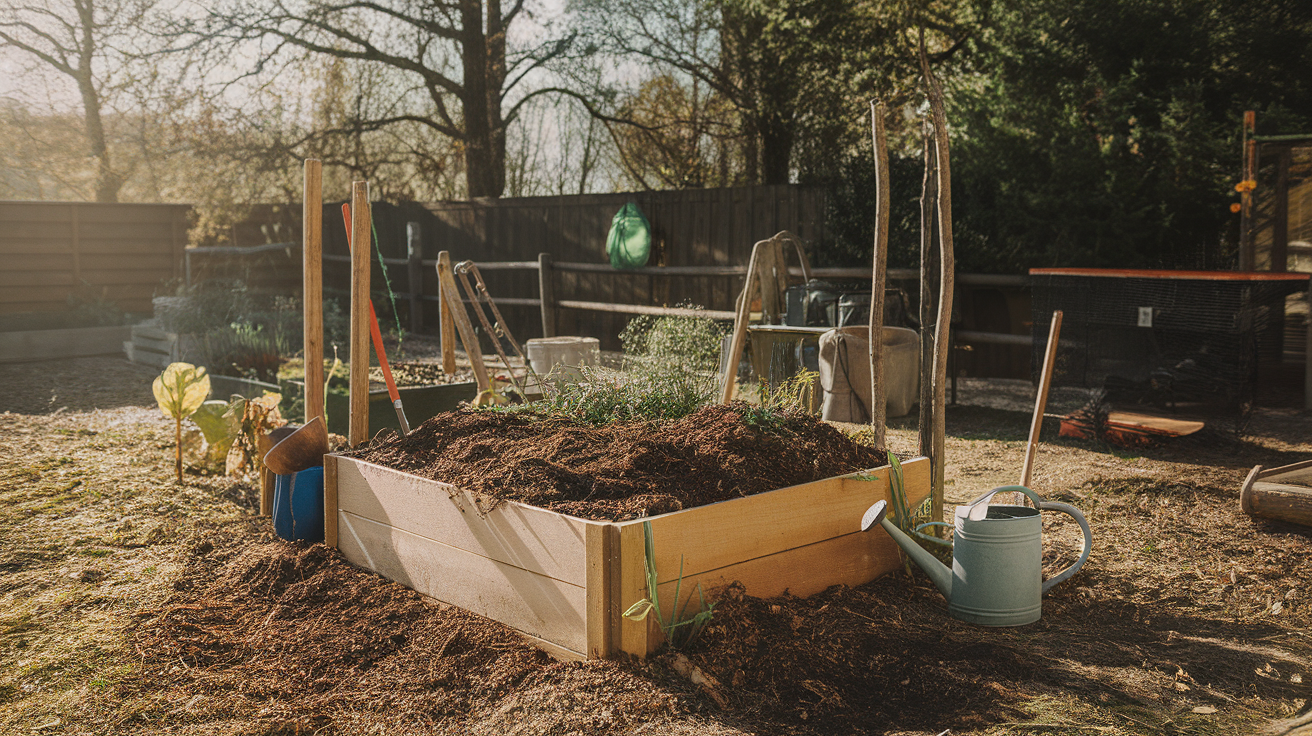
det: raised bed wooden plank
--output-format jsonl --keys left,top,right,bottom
{"left": 629, "top": 456, "right": 929, "bottom": 584}
{"left": 651, "top": 528, "right": 908, "bottom": 619}
{"left": 335, "top": 458, "right": 590, "bottom": 586}
{"left": 337, "top": 510, "right": 588, "bottom": 655}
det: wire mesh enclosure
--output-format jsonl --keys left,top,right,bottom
{"left": 1030, "top": 269, "right": 1310, "bottom": 412}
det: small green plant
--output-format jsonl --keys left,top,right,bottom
{"left": 622, "top": 521, "right": 715, "bottom": 650}
{"left": 739, "top": 369, "right": 820, "bottom": 428}
{"left": 152, "top": 363, "right": 211, "bottom": 483}
{"left": 865, "top": 452, "right": 952, "bottom": 571}
{"left": 532, "top": 313, "right": 727, "bottom": 424}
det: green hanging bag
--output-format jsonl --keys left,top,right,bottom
{"left": 605, "top": 201, "right": 652, "bottom": 269}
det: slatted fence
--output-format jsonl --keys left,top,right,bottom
{"left": 0, "top": 201, "right": 190, "bottom": 315}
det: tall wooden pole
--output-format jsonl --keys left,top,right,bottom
{"left": 303, "top": 160, "right": 324, "bottom": 425}
{"left": 721, "top": 241, "right": 764, "bottom": 404}
{"left": 439, "top": 258, "right": 457, "bottom": 375}
{"left": 538, "top": 252, "right": 556, "bottom": 338}
{"left": 868, "top": 100, "right": 889, "bottom": 448}
{"left": 1021, "top": 311, "right": 1063, "bottom": 488}
{"left": 348, "top": 181, "right": 372, "bottom": 446}
{"left": 1239, "top": 111, "right": 1256, "bottom": 271}
{"left": 921, "top": 30, "right": 955, "bottom": 524}
{"left": 917, "top": 120, "right": 939, "bottom": 463}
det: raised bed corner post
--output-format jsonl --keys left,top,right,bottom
{"left": 349, "top": 181, "right": 372, "bottom": 447}
{"left": 921, "top": 30, "right": 955, "bottom": 524}
{"left": 304, "top": 159, "right": 325, "bottom": 425}
{"left": 869, "top": 100, "right": 890, "bottom": 449}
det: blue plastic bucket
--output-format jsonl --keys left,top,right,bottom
{"left": 271, "top": 465, "right": 325, "bottom": 543}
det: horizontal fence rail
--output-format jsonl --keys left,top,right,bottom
{"left": 185, "top": 242, "right": 1034, "bottom": 350}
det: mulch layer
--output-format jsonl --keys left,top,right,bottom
{"left": 126, "top": 523, "right": 703, "bottom": 734}
{"left": 346, "top": 404, "right": 887, "bottom": 521}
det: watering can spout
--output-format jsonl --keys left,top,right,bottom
{"left": 861, "top": 500, "right": 953, "bottom": 599}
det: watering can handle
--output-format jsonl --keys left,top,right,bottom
{"left": 962, "top": 485, "right": 1043, "bottom": 521}
{"left": 1038, "top": 501, "right": 1093, "bottom": 594}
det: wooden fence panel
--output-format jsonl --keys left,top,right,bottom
{"left": 0, "top": 201, "right": 190, "bottom": 315}
{"left": 181, "top": 185, "right": 826, "bottom": 349}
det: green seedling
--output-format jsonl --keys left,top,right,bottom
{"left": 622, "top": 520, "right": 715, "bottom": 650}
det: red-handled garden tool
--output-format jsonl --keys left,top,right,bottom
{"left": 341, "top": 203, "right": 411, "bottom": 434}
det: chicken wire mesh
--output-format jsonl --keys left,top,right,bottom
{"left": 1030, "top": 269, "right": 1309, "bottom": 413}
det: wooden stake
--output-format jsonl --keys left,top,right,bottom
{"left": 538, "top": 252, "right": 556, "bottom": 338}
{"left": 1020, "top": 310, "right": 1063, "bottom": 488}
{"left": 436, "top": 251, "right": 491, "bottom": 392}
{"left": 440, "top": 258, "right": 457, "bottom": 375}
{"left": 348, "top": 181, "right": 371, "bottom": 447}
{"left": 917, "top": 119, "right": 939, "bottom": 462}
{"left": 869, "top": 100, "right": 890, "bottom": 448}
{"left": 303, "top": 159, "right": 324, "bottom": 425}
{"left": 921, "top": 30, "right": 955, "bottom": 524}
{"left": 721, "top": 240, "right": 765, "bottom": 403}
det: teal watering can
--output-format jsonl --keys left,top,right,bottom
{"left": 862, "top": 485, "right": 1091, "bottom": 626}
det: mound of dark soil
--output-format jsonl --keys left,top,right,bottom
{"left": 346, "top": 404, "right": 886, "bottom": 520}
{"left": 129, "top": 525, "right": 692, "bottom": 733}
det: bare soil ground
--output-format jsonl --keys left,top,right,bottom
{"left": 2, "top": 357, "right": 1310, "bottom": 735}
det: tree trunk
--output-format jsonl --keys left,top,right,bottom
{"left": 76, "top": 0, "right": 120, "bottom": 203}
{"left": 459, "top": 0, "right": 506, "bottom": 198}
{"left": 759, "top": 115, "right": 793, "bottom": 185}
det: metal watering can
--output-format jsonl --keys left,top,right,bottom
{"left": 862, "top": 485, "right": 1092, "bottom": 626}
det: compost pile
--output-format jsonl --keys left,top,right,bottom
{"left": 346, "top": 404, "right": 885, "bottom": 520}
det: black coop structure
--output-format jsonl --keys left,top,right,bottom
{"left": 1030, "top": 268, "right": 1311, "bottom": 412}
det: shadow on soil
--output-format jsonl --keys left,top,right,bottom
{"left": 686, "top": 573, "right": 1311, "bottom": 734}
{"left": 904, "top": 403, "right": 1312, "bottom": 474}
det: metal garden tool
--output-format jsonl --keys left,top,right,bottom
{"left": 861, "top": 485, "right": 1091, "bottom": 626}
{"left": 263, "top": 416, "right": 329, "bottom": 475}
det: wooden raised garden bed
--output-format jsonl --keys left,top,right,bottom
{"left": 323, "top": 453, "right": 929, "bottom": 660}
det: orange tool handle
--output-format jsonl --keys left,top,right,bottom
{"left": 341, "top": 203, "right": 402, "bottom": 406}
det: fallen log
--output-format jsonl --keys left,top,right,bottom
{"left": 1241, "top": 461, "right": 1312, "bottom": 527}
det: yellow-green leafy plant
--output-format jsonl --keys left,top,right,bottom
{"left": 153, "top": 362, "right": 211, "bottom": 482}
